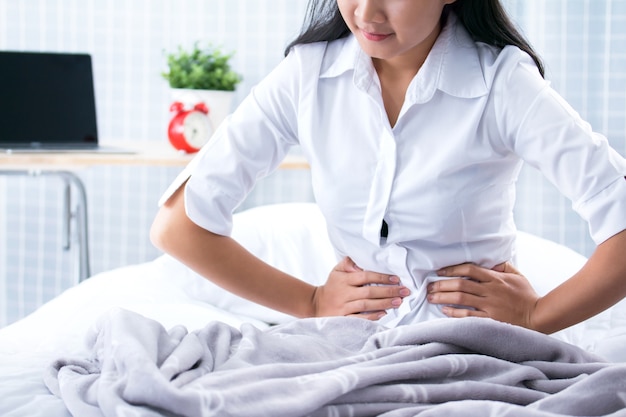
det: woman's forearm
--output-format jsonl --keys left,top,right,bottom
{"left": 532, "top": 229, "right": 626, "bottom": 334}
{"left": 150, "top": 184, "right": 317, "bottom": 318}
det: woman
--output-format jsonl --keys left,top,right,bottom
{"left": 151, "top": 0, "right": 626, "bottom": 334}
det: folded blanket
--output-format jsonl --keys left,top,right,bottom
{"left": 45, "top": 309, "right": 626, "bottom": 417}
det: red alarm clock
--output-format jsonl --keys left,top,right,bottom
{"left": 167, "top": 101, "right": 214, "bottom": 153}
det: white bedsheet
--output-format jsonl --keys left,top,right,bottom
{"left": 1, "top": 203, "right": 625, "bottom": 417}
{"left": 0, "top": 258, "right": 271, "bottom": 417}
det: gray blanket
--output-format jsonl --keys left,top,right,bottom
{"left": 44, "top": 308, "right": 626, "bottom": 417}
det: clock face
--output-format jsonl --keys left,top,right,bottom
{"left": 183, "top": 111, "right": 213, "bottom": 149}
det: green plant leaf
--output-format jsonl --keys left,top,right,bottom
{"left": 162, "top": 43, "right": 242, "bottom": 91}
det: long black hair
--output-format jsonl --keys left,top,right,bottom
{"left": 284, "top": 0, "right": 545, "bottom": 78}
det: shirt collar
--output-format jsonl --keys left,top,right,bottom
{"left": 319, "top": 12, "right": 488, "bottom": 102}
{"left": 319, "top": 34, "right": 365, "bottom": 79}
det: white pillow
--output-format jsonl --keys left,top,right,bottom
{"left": 514, "top": 230, "right": 587, "bottom": 295}
{"left": 170, "top": 203, "right": 337, "bottom": 324}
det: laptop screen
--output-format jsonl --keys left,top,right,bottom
{"left": 0, "top": 51, "right": 99, "bottom": 149}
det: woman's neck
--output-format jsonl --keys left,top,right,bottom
{"left": 371, "top": 22, "right": 442, "bottom": 127}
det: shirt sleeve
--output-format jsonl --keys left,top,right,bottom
{"left": 494, "top": 47, "right": 626, "bottom": 245}
{"left": 158, "top": 50, "right": 302, "bottom": 236}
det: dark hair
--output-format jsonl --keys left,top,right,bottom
{"left": 284, "top": 0, "right": 545, "bottom": 78}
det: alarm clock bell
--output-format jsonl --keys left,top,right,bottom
{"left": 167, "top": 101, "right": 214, "bottom": 153}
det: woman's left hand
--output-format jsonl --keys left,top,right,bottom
{"left": 426, "top": 262, "right": 541, "bottom": 330}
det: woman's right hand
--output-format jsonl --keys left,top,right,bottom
{"left": 311, "top": 257, "right": 410, "bottom": 320}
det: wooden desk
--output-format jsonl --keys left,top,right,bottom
{"left": 0, "top": 143, "right": 309, "bottom": 169}
{"left": 0, "top": 143, "right": 309, "bottom": 283}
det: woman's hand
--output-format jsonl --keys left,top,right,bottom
{"left": 312, "top": 257, "right": 410, "bottom": 320}
{"left": 426, "top": 262, "right": 541, "bottom": 330}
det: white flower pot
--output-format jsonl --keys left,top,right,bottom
{"left": 170, "top": 88, "right": 234, "bottom": 131}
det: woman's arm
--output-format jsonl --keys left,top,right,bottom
{"left": 150, "top": 183, "right": 409, "bottom": 319}
{"left": 532, "top": 228, "right": 626, "bottom": 333}
{"left": 427, "top": 229, "right": 626, "bottom": 334}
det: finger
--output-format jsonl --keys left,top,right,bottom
{"left": 492, "top": 261, "right": 521, "bottom": 275}
{"left": 437, "top": 263, "right": 495, "bottom": 283}
{"left": 427, "top": 278, "right": 484, "bottom": 297}
{"left": 333, "top": 258, "right": 399, "bottom": 285}
{"left": 427, "top": 290, "right": 484, "bottom": 309}
{"left": 334, "top": 256, "right": 361, "bottom": 273}
{"left": 441, "top": 306, "right": 489, "bottom": 319}
{"left": 348, "top": 270, "right": 401, "bottom": 286}
{"left": 346, "top": 296, "right": 404, "bottom": 315}
{"left": 357, "top": 284, "right": 410, "bottom": 300}
{"left": 347, "top": 311, "right": 387, "bottom": 321}
{"left": 491, "top": 262, "right": 506, "bottom": 273}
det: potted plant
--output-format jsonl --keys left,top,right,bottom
{"left": 162, "top": 43, "right": 242, "bottom": 134}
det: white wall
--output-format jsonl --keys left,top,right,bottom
{"left": 511, "top": 0, "right": 626, "bottom": 252}
{"left": 0, "top": 0, "right": 312, "bottom": 326}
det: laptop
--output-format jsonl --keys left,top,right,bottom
{"left": 0, "top": 51, "right": 132, "bottom": 153}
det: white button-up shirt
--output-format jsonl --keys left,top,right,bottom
{"left": 163, "top": 13, "right": 626, "bottom": 327}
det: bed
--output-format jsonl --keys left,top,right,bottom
{"left": 1, "top": 202, "right": 625, "bottom": 417}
